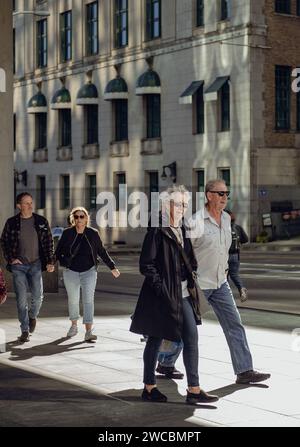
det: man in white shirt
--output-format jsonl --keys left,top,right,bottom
{"left": 192, "top": 179, "right": 270, "bottom": 384}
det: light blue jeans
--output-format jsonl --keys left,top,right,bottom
{"left": 11, "top": 260, "right": 43, "bottom": 332}
{"left": 63, "top": 267, "right": 97, "bottom": 324}
{"left": 159, "top": 281, "right": 253, "bottom": 375}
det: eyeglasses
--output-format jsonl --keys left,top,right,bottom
{"left": 74, "top": 214, "right": 86, "bottom": 220}
{"left": 209, "top": 191, "right": 230, "bottom": 197}
{"left": 172, "top": 202, "right": 189, "bottom": 209}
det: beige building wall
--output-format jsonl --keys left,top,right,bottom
{"left": 13, "top": 0, "right": 256, "bottom": 243}
{"left": 0, "top": 0, "right": 14, "bottom": 231}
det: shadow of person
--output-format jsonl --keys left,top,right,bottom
{"left": 109, "top": 377, "right": 218, "bottom": 427}
{"left": 209, "top": 382, "right": 269, "bottom": 399}
{"left": 4, "top": 337, "right": 94, "bottom": 361}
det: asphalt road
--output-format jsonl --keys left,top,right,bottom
{"left": 96, "top": 251, "right": 300, "bottom": 315}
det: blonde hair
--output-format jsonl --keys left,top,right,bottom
{"left": 69, "top": 207, "right": 90, "bottom": 227}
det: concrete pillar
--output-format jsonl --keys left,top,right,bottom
{"left": 0, "top": 0, "right": 14, "bottom": 231}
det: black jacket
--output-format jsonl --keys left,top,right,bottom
{"left": 130, "top": 225, "right": 199, "bottom": 342}
{"left": 55, "top": 226, "right": 116, "bottom": 271}
{"left": 0, "top": 213, "right": 54, "bottom": 272}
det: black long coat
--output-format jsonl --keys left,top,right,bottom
{"left": 130, "top": 225, "right": 198, "bottom": 342}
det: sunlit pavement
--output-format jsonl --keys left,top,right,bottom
{"left": 0, "top": 290, "right": 300, "bottom": 427}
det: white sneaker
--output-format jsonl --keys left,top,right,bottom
{"left": 84, "top": 330, "right": 97, "bottom": 342}
{"left": 67, "top": 325, "right": 78, "bottom": 337}
{"left": 240, "top": 288, "right": 248, "bottom": 302}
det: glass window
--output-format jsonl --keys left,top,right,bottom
{"left": 35, "top": 113, "right": 47, "bottom": 149}
{"left": 146, "top": 0, "right": 161, "bottom": 40}
{"left": 85, "top": 105, "right": 98, "bottom": 144}
{"left": 115, "top": 0, "right": 128, "bottom": 48}
{"left": 60, "top": 175, "right": 70, "bottom": 209}
{"left": 148, "top": 171, "right": 159, "bottom": 211}
{"left": 220, "top": 80, "right": 230, "bottom": 131}
{"left": 14, "top": 113, "right": 16, "bottom": 152}
{"left": 194, "top": 169, "right": 205, "bottom": 212}
{"left": 196, "top": 0, "right": 204, "bottom": 27}
{"left": 297, "top": 90, "right": 300, "bottom": 131}
{"left": 115, "top": 172, "right": 126, "bottom": 211}
{"left": 37, "top": 19, "right": 47, "bottom": 68}
{"left": 195, "top": 85, "right": 204, "bottom": 134}
{"left": 275, "top": 65, "right": 291, "bottom": 130}
{"left": 13, "top": 28, "right": 16, "bottom": 74}
{"left": 220, "top": 0, "right": 229, "bottom": 20}
{"left": 275, "top": 0, "right": 291, "bottom": 14}
{"left": 86, "top": 174, "right": 97, "bottom": 210}
{"left": 297, "top": 0, "right": 300, "bottom": 15}
{"left": 115, "top": 99, "right": 128, "bottom": 141}
{"left": 219, "top": 168, "right": 230, "bottom": 188}
{"left": 60, "top": 11, "right": 72, "bottom": 62}
{"left": 86, "top": 1, "right": 99, "bottom": 56}
{"left": 59, "top": 109, "right": 72, "bottom": 147}
{"left": 146, "top": 94, "right": 161, "bottom": 138}
{"left": 37, "top": 176, "right": 46, "bottom": 209}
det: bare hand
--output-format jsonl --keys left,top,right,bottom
{"left": 46, "top": 264, "right": 55, "bottom": 273}
{"left": 111, "top": 268, "right": 120, "bottom": 278}
{"left": 11, "top": 259, "right": 23, "bottom": 265}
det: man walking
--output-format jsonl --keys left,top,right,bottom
{"left": 1, "top": 192, "right": 55, "bottom": 342}
{"left": 157, "top": 180, "right": 270, "bottom": 385}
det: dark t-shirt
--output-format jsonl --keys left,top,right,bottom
{"left": 69, "top": 234, "right": 95, "bottom": 272}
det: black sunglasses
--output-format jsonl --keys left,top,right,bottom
{"left": 74, "top": 214, "right": 86, "bottom": 219}
{"left": 209, "top": 191, "right": 230, "bottom": 197}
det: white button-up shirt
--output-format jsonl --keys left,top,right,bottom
{"left": 192, "top": 207, "right": 232, "bottom": 290}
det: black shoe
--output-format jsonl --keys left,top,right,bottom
{"left": 186, "top": 389, "right": 219, "bottom": 405}
{"left": 18, "top": 331, "right": 30, "bottom": 343}
{"left": 29, "top": 318, "right": 36, "bottom": 334}
{"left": 141, "top": 387, "right": 168, "bottom": 402}
{"left": 156, "top": 364, "right": 184, "bottom": 379}
{"left": 236, "top": 370, "right": 271, "bottom": 384}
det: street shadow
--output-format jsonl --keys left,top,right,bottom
{"left": 3, "top": 337, "right": 94, "bottom": 361}
{"left": 209, "top": 382, "right": 269, "bottom": 398}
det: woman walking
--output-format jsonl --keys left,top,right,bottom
{"left": 130, "top": 186, "right": 219, "bottom": 404}
{"left": 55, "top": 207, "right": 120, "bottom": 341}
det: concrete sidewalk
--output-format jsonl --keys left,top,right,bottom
{"left": 0, "top": 289, "right": 300, "bottom": 427}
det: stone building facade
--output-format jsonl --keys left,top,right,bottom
{"left": 13, "top": 0, "right": 300, "bottom": 244}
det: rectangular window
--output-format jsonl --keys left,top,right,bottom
{"left": 219, "top": 168, "right": 231, "bottom": 187}
{"left": 194, "top": 169, "right": 205, "bottom": 212}
{"left": 220, "top": 80, "right": 230, "bottom": 131}
{"left": 35, "top": 113, "right": 47, "bottom": 149}
{"left": 275, "top": 65, "right": 291, "bottom": 130}
{"left": 60, "top": 175, "right": 70, "bottom": 209}
{"left": 37, "top": 19, "right": 47, "bottom": 68}
{"left": 59, "top": 109, "right": 72, "bottom": 147}
{"left": 195, "top": 85, "right": 204, "bottom": 134}
{"left": 115, "top": 0, "right": 128, "bottom": 48}
{"left": 14, "top": 113, "right": 16, "bottom": 152}
{"left": 146, "top": 94, "right": 161, "bottom": 138}
{"left": 275, "top": 0, "right": 291, "bottom": 14}
{"left": 86, "top": 1, "right": 99, "bottom": 56}
{"left": 147, "top": 171, "right": 159, "bottom": 211}
{"left": 196, "top": 0, "right": 204, "bottom": 27}
{"left": 85, "top": 105, "right": 98, "bottom": 144}
{"left": 86, "top": 174, "right": 97, "bottom": 210}
{"left": 146, "top": 0, "right": 161, "bottom": 40}
{"left": 115, "top": 172, "right": 126, "bottom": 211}
{"left": 220, "top": 0, "right": 229, "bottom": 20}
{"left": 115, "top": 99, "right": 128, "bottom": 141}
{"left": 60, "top": 10, "right": 72, "bottom": 62}
{"left": 297, "top": 0, "right": 300, "bottom": 15}
{"left": 13, "top": 28, "right": 16, "bottom": 74}
{"left": 37, "top": 176, "right": 46, "bottom": 209}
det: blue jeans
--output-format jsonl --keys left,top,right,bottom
{"left": 159, "top": 281, "right": 253, "bottom": 375}
{"left": 143, "top": 298, "right": 199, "bottom": 386}
{"left": 63, "top": 267, "right": 97, "bottom": 324}
{"left": 11, "top": 260, "right": 43, "bottom": 332}
{"left": 228, "top": 253, "right": 244, "bottom": 291}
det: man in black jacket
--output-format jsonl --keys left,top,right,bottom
{"left": 1, "top": 192, "right": 55, "bottom": 342}
{"left": 226, "top": 210, "right": 249, "bottom": 302}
